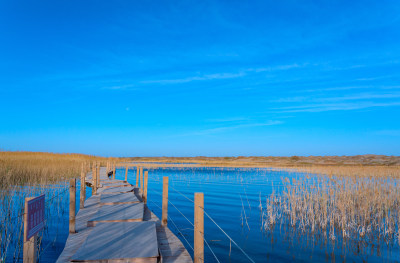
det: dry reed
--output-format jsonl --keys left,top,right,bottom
{"left": 0, "top": 151, "right": 110, "bottom": 261}
{"left": 262, "top": 167, "right": 400, "bottom": 253}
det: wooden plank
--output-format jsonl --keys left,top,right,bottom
{"left": 71, "top": 222, "right": 159, "bottom": 262}
{"left": 143, "top": 206, "right": 193, "bottom": 263}
{"left": 101, "top": 183, "right": 131, "bottom": 189}
{"left": 56, "top": 195, "right": 101, "bottom": 263}
{"left": 87, "top": 203, "right": 144, "bottom": 227}
{"left": 99, "top": 186, "right": 135, "bottom": 194}
{"left": 100, "top": 193, "right": 140, "bottom": 205}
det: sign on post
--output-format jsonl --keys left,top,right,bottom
{"left": 25, "top": 194, "right": 45, "bottom": 240}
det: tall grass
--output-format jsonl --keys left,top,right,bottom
{"left": 0, "top": 151, "right": 108, "bottom": 261}
{"left": 261, "top": 167, "right": 400, "bottom": 255}
{"left": 0, "top": 151, "right": 109, "bottom": 187}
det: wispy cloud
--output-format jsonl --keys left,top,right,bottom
{"left": 182, "top": 120, "right": 283, "bottom": 136}
{"left": 141, "top": 72, "right": 245, "bottom": 84}
{"left": 101, "top": 84, "right": 136, "bottom": 90}
{"left": 206, "top": 117, "right": 249, "bottom": 123}
{"left": 272, "top": 102, "right": 400, "bottom": 113}
{"left": 139, "top": 63, "right": 309, "bottom": 85}
{"left": 272, "top": 92, "right": 400, "bottom": 103}
{"left": 245, "top": 63, "right": 307, "bottom": 73}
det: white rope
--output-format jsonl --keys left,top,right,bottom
{"left": 149, "top": 188, "right": 194, "bottom": 227}
{"left": 170, "top": 185, "right": 195, "bottom": 203}
{"left": 168, "top": 186, "right": 253, "bottom": 262}
{"left": 149, "top": 188, "right": 221, "bottom": 263}
{"left": 148, "top": 199, "right": 194, "bottom": 252}
{"left": 204, "top": 238, "right": 221, "bottom": 263}
{"left": 203, "top": 209, "right": 255, "bottom": 263}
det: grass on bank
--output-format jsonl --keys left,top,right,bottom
{"left": 0, "top": 151, "right": 113, "bottom": 187}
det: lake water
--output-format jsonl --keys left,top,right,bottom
{"left": 2, "top": 167, "right": 399, "bottom": 262}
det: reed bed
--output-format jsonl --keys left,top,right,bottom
{"left": 0, "top": 151, "right": 110, "bottom": 187}
{"left": 0, "top": 151, "right": 110, "bottom": 262}
{"left": 261, "top": 167, "right": 400, "bottom": 254}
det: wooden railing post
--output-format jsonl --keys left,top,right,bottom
{"left": 23, "top": 197, "right": 37, "bottom": 263}
{"left": 80, "top": 165, "right": 86, "bottom": 209}
{"left": 162, "top": 177, "right": 169, "bottom": 226}
{"left": 136, "top": 166, "right": 139, "bottom": 187}
{"left": 92, "top": 163, "right": 97, "bottom": 195}
{"left": 143, "top": 171, "right": 148, "bottom": 204}
{"left": 194, "top": 193, "right": 204, "bottom": 263}
{"left": 96, "top": 162, "right": 100, "bottom": 187}
{"left": 140, "top": 167, "right": 143, "bottom": 192}
{"left": 125, "top": 165, "right": 128, "bottom": 182}
{"left": 113, "top": 163, "right": 116, "bottom": 180}
{"left": 69, "top": 178, "right": 76, "bottom": 233}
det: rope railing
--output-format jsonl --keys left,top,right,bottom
{"left": 148, "top": 197, "right": 194, "bottom": 252}
{"left": 168, "top": 185, "right": 256, "bottom": 263}
{"left": 148, "top": 188, "right": 221, "bottom": 263}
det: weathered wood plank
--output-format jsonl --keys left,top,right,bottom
{"left": 71, "top": 222, "right": 159, "bottom": 262}
{"left": 99, "top": 186, "right": 135, "bottom": 194}
{"left": 99, "top": 192, "right": 140, "bottom": 205}
{"left": 87, "top": 203, "right": 144, "bottom": 227}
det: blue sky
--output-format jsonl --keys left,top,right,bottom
{"left": 1, "top": 0, "right": 400, "bottom": 156}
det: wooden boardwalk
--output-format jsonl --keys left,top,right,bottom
{"left": 57, "top": 168, "right": 193, "bottom": 263}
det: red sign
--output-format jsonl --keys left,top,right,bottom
{"left": 26, "top": 194, "right": 45, "bottom": 240}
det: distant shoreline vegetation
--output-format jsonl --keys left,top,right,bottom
{"left": 1, "top": 152, "right": 399, "bottom": 186}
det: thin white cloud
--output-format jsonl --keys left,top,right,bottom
{"left": 102, "top": 84, "right": 136, "bottom": 90}
{"left": 141, "top": 72, "right": 245, "bottom": 84}
{"left": 207, "top": 117, "right": 249, "bottom": 123}
{"left": 188, "top": 120, "right": 283, "bottom": 136}
{"left": 272, "top": 92, "right": 400, "bottom": 103}
{"left": 272, "top": 102, "right": 400, "bottom": 113}
{"left": 140, "top": 63, "right": 308, "bottom": 85}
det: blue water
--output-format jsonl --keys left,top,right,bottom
{"left": 2, "top": 167, "right": 399, "bottom": 262}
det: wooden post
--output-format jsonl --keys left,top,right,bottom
{"left": 125, "top": 165, "right": 128, "bottom": 182}
{"left": 69, "top": 178, "right": 76, "bottom": 233}
{"left": 136, "top": 166, "right": 139, "bottom": 187}
{"left": 80, "top": 165, "right": 86, "bottom": 209}
{"left": 194, "top": 193, "right": 204, "bottom": 263}
{"left": 143, "top": 171, "right": 148, "bottom": 203}
{"left": 92, "top": 163, "right": 97, "bottom": 195}
{"left": 162, "top": 177, "right": 169, "bottom": 226}
{"left": 113, "top": 163, "right": 116, "bottom": 180}
{"left": 23, "top": 197, "right": 37, "bottom": 263}
{"left": 140, "top": 167, "right": 143, "bottom": 192}
{"left": 96, "top": 163, "right": 100, "bottom": 187}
